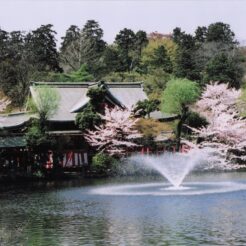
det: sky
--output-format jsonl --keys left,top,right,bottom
{"left": 0, "top": 0, "right": 246, "bottom": 47}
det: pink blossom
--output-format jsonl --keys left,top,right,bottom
{"left": 0, "top": 98, "right": 10, "bottom": 112}
{"left": 84, "top": 106, "right": 142, "bottom": 156}
{"left": 190, "top": 82, "right": 246, "bottom": 169}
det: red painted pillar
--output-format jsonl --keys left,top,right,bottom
{"left": 141, "top": 147, "right": 144, "bottom": 155}
{"left": 147, "top": 147, "right": 150, "bottom": 155}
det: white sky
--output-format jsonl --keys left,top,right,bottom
{"left": 0, "top": 0, "right": 245, "bottom": 46}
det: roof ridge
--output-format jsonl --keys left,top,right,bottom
{"left": 0, "top": 111, "right": 29, "bottom": 117}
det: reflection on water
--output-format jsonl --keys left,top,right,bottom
{"left": 0, "top": 173, "right": 246, "bottom": 245}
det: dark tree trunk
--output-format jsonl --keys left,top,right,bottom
{"left": 176, "top": 104, "right": 189, "bottom": 151}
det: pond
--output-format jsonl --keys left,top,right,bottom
{"left": 1, "top": 172, "right": 246, "bottom": 245}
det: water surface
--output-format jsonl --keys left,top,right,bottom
{"left": 1, "top": 172, "right": 246, "bottom": 245}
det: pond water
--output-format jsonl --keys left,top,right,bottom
{"left": 1, "top": 172, "right": 246, "bottom": 245}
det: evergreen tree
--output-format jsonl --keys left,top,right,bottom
{"left": 173, "top": 29, "right": 199, "bottom": 81}
{"left": 115, "top": 28, "right": 136, "bottom": 71}
{"left": 59, "top": 25, "right": 81, "bottom": 72}
{"left": 206, "top": 22, "right": 236, "bottom": 44}
{"left": 204, "top": 52, "right": 244, "bottom": 88}
{"left": 195, "top": 26, "right": 207, "bottom": 44}
{"left": 80, "top": 20, "right": 106, "bottom": 77}
{"left": 25, "top": 24, "right": 62, "bottom": 72}
{"left": 0, "top": 29, "right": 9, "bottom": 62}
{"left": 151, "top": 45, "right": 173, "bottom": 73}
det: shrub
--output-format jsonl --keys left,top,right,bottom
{"left": 91, "top": 152, "right": 117, "bottom": 176}
{"left": 75, "top": 105, "right": 102, "bottom": 131}
{"left": 183, "top": 111, "right": 208, "bottom": 134}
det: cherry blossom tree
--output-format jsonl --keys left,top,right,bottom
{"left": 84, "top": 106, "right": 142, "bottom": 156}
{"left": 0, "top": 98, "right": 11, "bottom": 127}
{"left": 0, "top": 98, "right": 10, "bottom": 112}
{"left": 188, "top": 82, "right": 246, "bottom": 169}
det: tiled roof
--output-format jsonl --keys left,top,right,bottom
{"left": 0, "top": 136, "right": 27, "bottom": 148}
{"left": 0, "top": 112, "right": 31, "bottom": 128}
{"left": 30, "top": 82, "right": 148, "bottom": 121}
{"left": 149, "top": 111, "right": 178, "bottom": 120}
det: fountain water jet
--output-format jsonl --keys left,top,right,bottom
{"left": 129, "top": 148, "right": 207, "bottom": 187}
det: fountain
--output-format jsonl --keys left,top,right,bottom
{"left": 90, "top": 148, "right": 246, "bottom": 196}
{"left": 128, "top": 148, "right": 206, "bottom": 188}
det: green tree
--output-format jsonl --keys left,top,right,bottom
{"left": 203, "top": 52, "right": 244, "bottom": 88}
{"left": 141, "top": 37, "right": 177, "bottom": 74}
{"left": 115, "top": 28, "right": 136, "bottom": 71}
{"left": 75, "top": 86, "right": 106, "bottom": 130}
{"left": 172, "top": 28, "right": 199, "bottom": 81}
{"left": 91, "top": 152, "right": 117, "bottom": 176}
{"left": 26, "top": 85, "right": 60, "bottom": 149}
{"left": 0, "top": 29, "right": 9, "bottom": 62}
{"left": 150, "top": 45, "right": 173, "bottom": 73}
{"left": 68, "top": 64, "right": 94, "bottom": 82}
{"left": 31, "top": 64, "right": 94, "bottom": 83}
{"left": 135, "top": 30, "right": 149, "bottom": 58}
{"left": 142, "top": 69, "right": 172, "bottom": 100}
{"left": 134, "top": 99, "right": 160, "bottom": 118}
{"left": 0, "top": 29, "right": 34, "bottom": 107}
{"left": 100, "top": 45, "right": 121, "bottom": 75}
{"left": 59, "top": 25, "right": 81, "bottom": 72}
{"left": 75, "top": 104, "right": 102, "bottom": 131}
{"left": 195, "top": 26, "right": 207, "bottom": 44}
{"left": 86, "top": 86, "right": 107, "bottom": 112}
{"left": 60, "top": 25, "right": 80, "bottom": 52}
{"left": 80, "top": 20, "right": 106, "bottom": 77}
{"left": 206, "top": 22, "right": 236, "bottom": 44}
{"left": 161, "top": 78, "right": 200, "bottom": 149}
{"left": 25, "top": 24, "right": 62, "bottom": 72}
{"left": 28, "top": 85, "right": 60, "bottom": 131}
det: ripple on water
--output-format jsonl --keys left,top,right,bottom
{"left": 89, "top": 181, "right": 246, "bottom": 196}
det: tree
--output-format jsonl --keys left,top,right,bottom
{"left": 8, "top": 31, "right": 25, "bottom": 61}
{"left": 150, "top": 45, "right": 173, "bottom": 73}
{"left": 32, "top": 64, "right": 94, "bottom": 83}
{"left": 67, "top": 64, "right": 94, "bottom": 82}
{"left": 141, "top": 34, "right": 176, "bottom": 74}
{"left": 91, "top": 152, "right": 117, "bottom": 176}
{"left": 135, "top": 30, "right": 148, "bottom": 58}
{"left": 80, "top": 20, "right": 106, "bottom": 77}
{"left": 189, "top": 83, "right": 246, "bottom": 168}
{"left": 59, "top": 25, "right": 81, "bottom": 72}
{"left": 195, "top": 26, "right": 207, "bottom": 44}
{"left": 28, "top": 85, "right": 60, "bottom": 131}
{"left": 100, "top": 45, "right": 121, "bottom": 75}
{"left": 75, "top": 104, "right": 103, "bottom": 131}
{"left": 206, "top": 22, "right": 236, "bottom": 44}
{"left": 142, "top": 69, "right": 172, "bottom": 100}
{"left": 60, "top": 25, "right": 80, "bottom": 52}
{"left": 203, "top": 52, "right": 244, "bottom": 88}
{"left": 134, "top": 99, "right": 160, "bottom": 118}
{"left": 84, "top": 106, "right": 141, "bottom": 156}
{"left": 238, "top": 87, "right": 246, "bottom": 117}
{"left": 0, "top": 29, "right": 9, "bottom": 62}
{"left": 0, "top": 98, "right": 10, "bottom": 112}
{"left": 0, "top": 29, "right": 32, "bottom": 107}
{"left": 86, "top": 86, "right": 107, "bottom": 112}
{"left": 115, "top": 28, "right": 136, "bottom": 71}
{"left": 26, "top": 85, "right": 60, "bottom": 150}
{"left": 75, "top": 86, "right": 107, "bottom": 130}
{"left": 25, "top": 24, "right": 62, "bottom": 72}
{"left": 161, "top": 78, "right": 200, "bottom": 149}
{"left": 59, "top": 20, "right": 106, "bottom": 77}
{"left": 172, "top": 28, "right": 199, "bottom": 80}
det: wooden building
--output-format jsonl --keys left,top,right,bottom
{"left": 0, "top": 81, "right": 148, "bottom": 171}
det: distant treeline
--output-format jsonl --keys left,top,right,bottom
{"left": 0, "top": 20, "right": 245, "bottom": 107}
